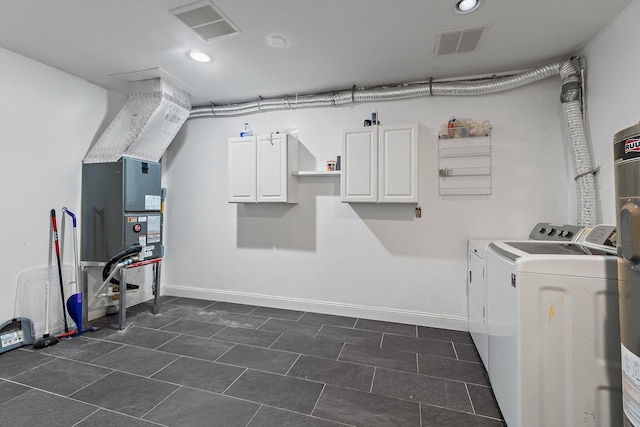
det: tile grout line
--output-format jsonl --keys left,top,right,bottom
{"left": 309, "top": 383, "right": 326, "bottom": 418}
{"left": 243, "top": 404, "right": 263, "bottom": 427}
{"left": 266, "top": 332, "right": 284, "bottom": 349}
{"left": 146, "top": 355, "right": 182, "bottom": 378}
{"left": 283, "top": 353, "right": 303, "bottom": 376}
{"left": 209, "top": 325, "right": 227, "bottom": 339}
{"left": 213, "top": 341, "right": 238, "bottom": 363}
{"left": 465, "top": 382, "right": 476, "bottom": 414}
{"left": 70, "top": 408, "right": 102, "bottom": 427}
{"left": 369, "top": 366, "right": 377, "bottom": 393}
{"left": 451, "top": 341, "right": 459, "bottom": 360}
{"left": 152, "top": 332, "right": 185, "bottom": 351}
{"left": 336, "top": 342, "right": 346, "bottom": 360}
{"left": 139, "top": 383, "right": 183, "bottom": 420}
{"left": 220, "top": 367, "right": 249, "bottom": 395}
{"left": 312, "top": 324, "right": 324, "bottom": 339}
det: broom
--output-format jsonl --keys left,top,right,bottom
{"left": 51, "top": 209, "right": 76, "bottom": 338}
{"left": 32, "top": 281, "right": 58, "bottom": 349}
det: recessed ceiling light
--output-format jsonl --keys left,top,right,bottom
{"left": 455, "top": 0, "right": 481, "bottom": 14}
{"left": 266, "top": 34, "right": 290, "bottom": 49}
{"left": 187, "top": 49, "right": 211, "bottom": 63}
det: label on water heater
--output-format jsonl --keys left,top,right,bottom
{"left": 622, "top": 344, "right": 640, "bottom": 425}
{"left": 615, "top": 134, "right": 640, "bottom": 161}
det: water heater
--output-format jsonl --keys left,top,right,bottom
{"left": 81, "top": 157, "right": 163, "bottom": 263}
{"left": 614, "top": 122, "right": 640, "bottom": 427}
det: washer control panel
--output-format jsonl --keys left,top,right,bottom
{"left": 528, "top": 222, "right": 585, "bottom": 241}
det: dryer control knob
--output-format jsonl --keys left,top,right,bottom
{"left": 547, "top": 228, "right": 556, "bottom": 236}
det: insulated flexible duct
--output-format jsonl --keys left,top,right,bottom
{"left": 188, "top": 58, "right": 596, "bottom": 226}
{"left": 189, "top": 62, "right": 563, "bottom": 117}
{"left": 560, "top": 60, "right": 596, "bottom": 227}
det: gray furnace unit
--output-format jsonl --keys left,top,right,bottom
{"left": 82, "top": 157, "right": 163, "bottom": 262}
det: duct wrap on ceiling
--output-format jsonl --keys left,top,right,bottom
{"left": 188, "top": 58, "right": 596, "bottom": 226}
{"left": 84, "top": 78, "right": 191, "bottom": 164}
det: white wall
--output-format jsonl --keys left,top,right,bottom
{"left": 0, "top": 47, "right": 125, "bottom": 332}
{"left": 163, "top": 78, "right": 570, "bottom": 330}
{"left": 581, "top": 0, "right": 640, "bottom": 223}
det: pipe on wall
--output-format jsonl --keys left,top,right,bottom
{"left": 189, "top": 62, "right": 564, "bottom": 117}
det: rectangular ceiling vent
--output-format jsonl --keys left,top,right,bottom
{"left": 435, "top": 26, "right": 486, "bottom": 56}
{"left": 170, "top": 1, "right": 239, "bottom": 41}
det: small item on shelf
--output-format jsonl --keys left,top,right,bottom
{"left": 447, "top": 117, "right": 457, "bottom": 137}
{"left": 371, "top": 110, "right": 379, "bottom": 126}
{"left": 441, "top": 118, "right": 490, "bottom": 137}
{"left": 327, "top": 160, "right": 336, "bottom": 171}
{"left": 336, "top": 156, "right": 341, "bottom": 171}
{"left": 364, "top": 119, "right": 372, "bottom": 127}
{"left": 240, "top": 122, "right": 253, "bottom": 137}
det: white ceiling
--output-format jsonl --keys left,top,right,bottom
{"left": 0, "top": 0, "right": 631, "bottom": 107}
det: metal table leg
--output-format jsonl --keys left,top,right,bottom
{"left": 153, "top": 262, "right": 161, "bottom": 315}
{"left": 81, "top": 266, "right": 88, "bottom": 330}
{"left": 119, "top": 268, "right": 126, "bottom": 329}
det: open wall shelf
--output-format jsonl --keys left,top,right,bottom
{"left": 292, "top": 170, "right": 341, "bottom": 177}
{"left": 438, "top": 127, "right": 492, "bottom": 196}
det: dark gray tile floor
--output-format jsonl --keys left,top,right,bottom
{"left": 0, "top": 296, "right": 505, "bottom": 426}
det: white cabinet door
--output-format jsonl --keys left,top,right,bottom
{"left": 378, "top": 124, "right": 418, "bottom": 203}
{"left": 257, "top": 134, "right": 289, "bottom": 202}
{"left": 228, "top": 136, "right": 256, "bottom": 202}
{"left": 341, "top": 128, "right": 378, "bottom": 202}
{"left": 468, "top": 248, "right": 488, "bottom": 368}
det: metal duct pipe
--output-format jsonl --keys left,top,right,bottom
{"left": 189, "top": 62, "right": 563, "bottom": 118}
{"left": 560, "top": 59, "right": 597, "bottom": 227}
{"left": 188, "top": 58, "right": 597, "bottom": 226}
{"left": 85, "top": 78, "right": 191, "bottom": 164}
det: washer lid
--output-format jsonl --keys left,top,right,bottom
{"left": 490, "top": 241, "right": 614, "bottom": 261}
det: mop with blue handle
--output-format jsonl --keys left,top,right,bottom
{"left": 62, "top": 207, "right": 85, "bottom": 335}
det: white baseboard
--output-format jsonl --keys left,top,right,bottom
{"left": 162, "top": 284, "right": 469, "bottom": 332}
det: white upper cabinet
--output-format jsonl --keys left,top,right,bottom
{"left": 228, "top": 134, "right": 298, "bottom": 203}
{"left": 341, "top": 124, "right": 418, "bottom": 203}
{"left": 257, "top": 133, "right": 298, "bottom": 203}
{"left": 378, "top": 125, "right": 419, "bottom": 203}
{"left": 228, "top": 136, "right": 257, "bottom": 202}
{"left": 341, "top": 128, "right": 379, "bottom": 202}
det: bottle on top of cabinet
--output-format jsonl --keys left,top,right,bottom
{"left": 240, "top": 122, "right": 253, "bottom": 137}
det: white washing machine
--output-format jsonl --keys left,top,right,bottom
{"left": 468, "top": 223, "right": 586, "bottom": 370}
{"left": 486, "top": 225, "right": 621, "bottom": 427}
